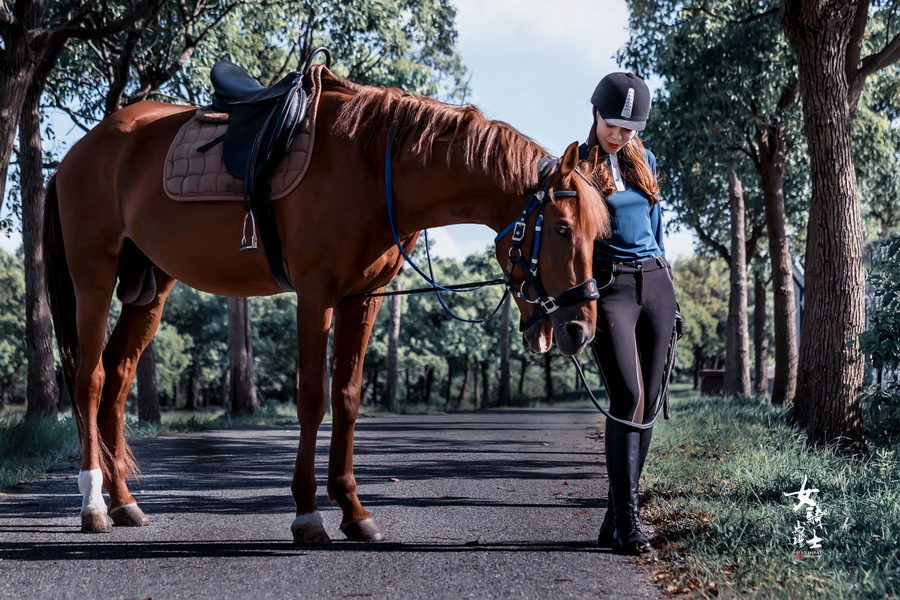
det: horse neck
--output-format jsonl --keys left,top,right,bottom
{"left": 391, "top": 151, "right": 526, "bottom": 235}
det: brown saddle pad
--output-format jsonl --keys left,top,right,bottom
{"left": 163, "top": 64, "right": 326, "bottom": 202}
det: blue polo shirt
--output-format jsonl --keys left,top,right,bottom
{"left": 579, "top": 143, "right": 665, "bottom": 262}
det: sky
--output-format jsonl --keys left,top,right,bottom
{"left": 0, "top": 0, "right": 695, "bottom": 259}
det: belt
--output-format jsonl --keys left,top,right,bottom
{"left": 595, "top": 256, "right": 669, "bottom": 305}
{"left": 596, "top": 255, "right": 669, "bottom": 275}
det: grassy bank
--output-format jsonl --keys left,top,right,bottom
{"left": 0, "top": 402, "right": 300, "bottom": 492}
{"left": 636, "top": 391, "right": 899, "bottom": 599}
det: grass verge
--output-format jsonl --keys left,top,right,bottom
{"left": 0, "top": 401, "right": 303, "bottom": 492}
{"left": 634, "top": 391, "right": 900, "bottom": 599}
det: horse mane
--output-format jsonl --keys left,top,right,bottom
{"left": 330, "top": 78, "right": 546, "bottom": 196}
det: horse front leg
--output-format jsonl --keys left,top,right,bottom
{"left": 329, "top": 294, "right": 385, "bottom": 542}
{"left": 290, "top": 302, "right": 334, "bottom": 544}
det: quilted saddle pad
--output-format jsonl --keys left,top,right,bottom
{"left": 163, "top": 64, "right": 326, "bottom": 202}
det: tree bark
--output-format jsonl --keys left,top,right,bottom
{"left": 480, "top": 360, "right": 489, "bottom": 410}
{"left": 782, "top": 0, "right": 868, "bottom": 452}
{"left": 753, "top": 270, "right": 770, "bottom": 396}
{"left": 137, "top": 339, "right": 161, "bottom": 423}
{"left": 518, "top": 357, "right": 527, "bottom": 396}
{"left": 724, "top": 167, "right": 752, "bottom": 396}
{"left": 756, "top": 124, "right": 798, "bottom": 406}
{"left": 423, "top": 365, "right": 433, "bottom": 405}
{"left": 456, "top": 358, "right": 470, "bottom": 408}
{"left": 473, "top": 362, "right": 482, "bottom": 410}
{"left": 20, "top": 77, "right": 58, "bottom": 419}
{"left": 498, "top": 294, "right": 511, "bottom": 406}
{"left": 227, "top": 297, "right": 257, "bottom": 415}
{"left": 543, "top": 353, "right": 554, "bottom": 403}
{"left": 385, "top": 294, "right": 401, "bottom": 413}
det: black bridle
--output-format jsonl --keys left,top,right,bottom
{"left": 383, "top": 123, "right": 599, "bottom": 325}
{"left": 494, "top": 156, "right": 600, "bottom": 332}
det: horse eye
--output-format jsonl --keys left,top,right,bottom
{"left": 554, "top": 225, "right": 573, "bottom": 240}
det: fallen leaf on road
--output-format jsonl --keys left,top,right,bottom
{"left": 576, "top": 509, "right": 587, "bottom": 515}
{"left": 552, "top": 491, "right": 563, "bottom": 496}
{"left": 389, "top": 477, "right": 400, "bottom": 482}
{"left": 562, "top": 481, "right": 569, "bottom": 485}
{"left": 442, "top": 495, "right": 454, "bottom": 499}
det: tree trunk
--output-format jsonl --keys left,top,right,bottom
{"left": 498, "top": 295, "right": 511, "bottom": 405}
{"left": 782, "top": 2, "right": 867, "bottom": 452}
{"left": 724, "top": 167, "right": 752, "bottom": 396}
{"left": 480, "top": 360, "right": 489, "bottom": 410}
{"left": 445, "top": 360, "right": 452, "bottom": 405}
{"left": 0, "top": 25, "right": 37, "bottom": 205}
{"left": 693, "top": 346, "right": 703, "bottom": 390}
{"left": 385, "top": 294, "right": 401, "bottom": 413}
{"left": 423, "top": 366, "right": 434, "bottom": 404}
{"left": 20, "top": 79, "right": 58, "bottom": 419}
{"left": 473, "top": 362, "right": 482, "bottom": 410}
{"left": 756, "top": 125, "right": 798, "bottom": 406}
{"left": 543, "top": 353, "right": 554, "bottom": 403}
{"left": 227, "top": 297, "right": 257, "bottom": 415}
{"left": 518, "top": 357, "right": 527, "bottom": 396}
{"left": 753, "top": 270, "right": 770, "bottom": 396}
{"left": 137, "top": 339, "right": 161, "bottom": 423}
{"left": 456, "top": 358, "right": 470, "bottom": 408}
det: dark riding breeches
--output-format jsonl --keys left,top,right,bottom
{"left": 592, "top": 256, "right": 677, "bottom": 424}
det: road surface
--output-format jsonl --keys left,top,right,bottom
{"left": 0, "top": 408, "right": 660, "bottom": 599}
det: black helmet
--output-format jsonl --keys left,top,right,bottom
{"left": 590, "top": 72, "right": 650, "bottom": 131}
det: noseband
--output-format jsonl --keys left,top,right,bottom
{"left": 493, "top": 157, "right": 600, "bottom": 332}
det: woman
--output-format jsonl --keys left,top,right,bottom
{"left": 580, "top": 72, "right": 677, "bottom": 555}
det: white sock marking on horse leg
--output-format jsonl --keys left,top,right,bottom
{"left": 78, "top": 469, "right": 107, "bottom": 515}
{"left": 291, "top": 510, "right": 323, "bottom": 531}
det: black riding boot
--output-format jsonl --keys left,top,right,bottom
{"left": 604, "top": 419, "right": 653, "bottom": 554}
{"left": 598, "top": 422, "right": 653, "bottom": 546}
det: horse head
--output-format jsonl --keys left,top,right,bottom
{"left": 495, "top": 142, "right": 609, "bottom": 357}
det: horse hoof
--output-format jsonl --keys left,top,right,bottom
{"left": 109, "top": 503, "right": 150, "bottom": 527}
{"left": 81, "top": 511, "right": 113, "bottom": 533}
{"left": 340, "top": 518, "right": 384, "bottom": 542}
{"left": 291, "top": 511, "right": 331, "bottom": 545}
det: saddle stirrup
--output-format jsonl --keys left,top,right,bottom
{"left": 240, "top": 209, "right": 259, "bottom": 251}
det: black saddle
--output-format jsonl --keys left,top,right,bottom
{"left": 203, "top": 47, "right": 331, "bottom": 291}
{"left": 210, "top": 63, "right": 307, "bottom": 183}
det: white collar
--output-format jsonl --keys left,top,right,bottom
{"left": 608, "top": 153, "right": 626, "bottom": 192}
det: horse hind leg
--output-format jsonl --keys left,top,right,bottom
{"left": 99, "top": 270, "right": 176, "bottom": 527}
{"left": 328, "top": 295, "right": 385, "bottom": 542}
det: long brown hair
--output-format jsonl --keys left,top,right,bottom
{"left": 587, "top": 111, "right": 660, "bottom": 204}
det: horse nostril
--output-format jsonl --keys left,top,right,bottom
{"left": 564, "top": 322, "right": 587, "bottom": 347}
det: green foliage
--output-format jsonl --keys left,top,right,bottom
{"left": 619, "top": 1, "right": 807, "bottom": 261}
{"left": 641, "top": 391, "right": 900, "bottom": 598}
{"left": 0, "top": 416, "right": 79, "bottom": 491}
{"left": 671, "top": 254, "right": 729, "bottom": 381}
{"left": 860, "top": 234, "right": 900, "bottom": 441}
{"left": 0, "top": 248, "right": 26, "bottom": 406}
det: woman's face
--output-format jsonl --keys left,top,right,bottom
{"left": 594, "top": 118, "right": 637, "bottom": 154}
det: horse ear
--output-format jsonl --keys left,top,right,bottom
{"left": 559, "top": 142, "right": 580, "bottom": 180}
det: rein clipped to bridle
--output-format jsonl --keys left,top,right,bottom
{"left": 493, "top": 156, "right": 601, "bottom": 332}
{"left": 377, "top": 121, "right": 600, "bottom": 324}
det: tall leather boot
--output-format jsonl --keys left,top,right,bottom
{"left": 599, "top": 420, "right": 654, "bottom": 546}
{"left": 604, "top": 419, "right": 653, "bottom": 554}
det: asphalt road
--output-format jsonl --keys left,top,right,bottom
{"left": 0, "top": 408, "right": 661, "bottom": 600}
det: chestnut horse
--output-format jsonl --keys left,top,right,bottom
{"left": 43, "top": 68, "right": 609, "bottom": 543}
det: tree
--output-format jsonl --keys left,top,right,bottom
{"left": 725, "top": 168, "right": 751, "bottom": 395}
{"left": 384, "top": 293, "right": 402, "bottom": 413}
{"left": 136, "top": 340, "right": 161, "bottom": 423}
{"left": 620, "top": 0, "right": 804, "bottom": 404}
{"left": 227, "top": 296, "right": 257, "bottom": 414}
{"left": 781, "top": 0, "right": 900, "bottom": 451}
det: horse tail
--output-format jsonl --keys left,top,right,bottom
{"left": 44, "top": 176, "right": 140, "bottom": 482}
{"left": 43, "top": 175, "right": 78, "bottom": 410}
